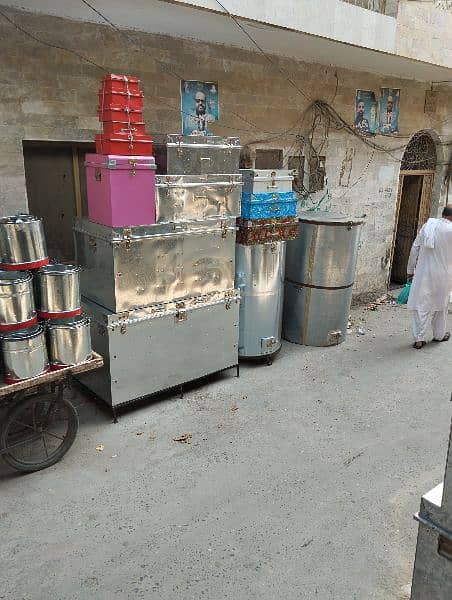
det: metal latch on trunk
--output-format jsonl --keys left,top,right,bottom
{"left": 128, "top": 158, "right": 138, "bottom": 176}
{"left": 175, "top": 301, "right": 187, "bottom": 323}
{"left": 221, "top": 220, "right": 228, "bottom": 239}
{"left": 123, "top": 228, "right": 133, "bottom": 249}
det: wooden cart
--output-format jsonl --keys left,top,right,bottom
{"left": 0, "top": 352, "right": 103, "bottom": 473}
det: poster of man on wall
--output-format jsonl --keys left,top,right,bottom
{"left": 354, "top": 90, "right": 377, "bottom": 134}
{"left": 180, "top": 80, "right": 219, "bottom": 136}
{"left": 379, "top": 88, "right": 400, "bottom": 134}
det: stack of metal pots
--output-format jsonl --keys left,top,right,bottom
{"left": 75, "top": 134, "right": 242, "bottom": 410}
{"left": 283, "top": 213, "right": 363, "bottom": 346}
{"left": 235, "top": 169, "right": 299, "bottom": 363}
{"left": 0, "top": 214, "right": 92, "bottom": 383}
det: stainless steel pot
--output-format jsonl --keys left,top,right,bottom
{"left": 36, "top": 264, "right": 81, "bottom": 316}
{"left": 0, "top": 214, "right": 48, "bottom": 268}
{"left": 46, "top": 315, "right": 92, "bottom": 367}
{"left": 1, "top": 324, "right": 49, "bottom": 381}
{"left": 0, "top": 270, "right": 36, "bottom": 329}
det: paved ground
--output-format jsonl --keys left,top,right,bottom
{"left": 1, "top": 302, "right": 451, "bottom": 600}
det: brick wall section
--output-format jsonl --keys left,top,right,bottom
{"left": 0, "top": 7, "right": 451, "bottom": 295}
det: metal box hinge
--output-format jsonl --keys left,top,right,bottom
{"left": 175, "top": 301, "right": 187, "bottom": 323}
{"left": 221, "top": 220, "right": 228, "bottom": 238}
{"left": 128, "top": 158, "right": 138, "bottom": 176}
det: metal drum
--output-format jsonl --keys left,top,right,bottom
{"left": 47, "top": 315, "right": 92, "bottom": 368}
{"left": 0, "top": 271, "right": 37, "bottom": 331}
{"left": 235, "top": 241, "right": 286, "bottom": 359}
{"left": 36, "top": 264, "right": 82, "bottom": 318}
{"left": 283, "top": 213, "right": 363, "bottom": 346}
{"left": 0, "top": 214, "right": 48, "bottom": 270}
{"left": 1, "top": 324, "right": 49, "bottom": 383}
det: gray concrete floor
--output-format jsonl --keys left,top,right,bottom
{"left": 1, "top": 303, "right": 451, "bottom": 600}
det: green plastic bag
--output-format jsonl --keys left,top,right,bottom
{"left": 397, "top": 281, "right": 411, "bottom": 305}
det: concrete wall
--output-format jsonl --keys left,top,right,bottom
{"left": 168, "top": 0, "right": 398, "bottom": 53}
{"left": 396, "top": 0, "right": 452, "bottom": 69}
{"left": 0, "top": 7, "right": 451, "bottom": 295}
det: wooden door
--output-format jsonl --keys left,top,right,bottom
{"left": 391, "top": 175, "right": 423, "bottom": 283}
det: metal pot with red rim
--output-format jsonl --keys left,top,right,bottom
{"left": 0, "top": 270, "right": 37, "bottom": 332}
{"left": 35, "top": 264, "right": 82, "bottom": 319}
{"left": 46, "top": 314, "right": 92, "bottom": 370}
{"left": 0, "top": 214, "right": 49, "bottom": 270}
{"left": 1, "top": 323, "right": 49, "bottom": 383}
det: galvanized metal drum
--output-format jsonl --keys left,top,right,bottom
{"left": 36, "top": 264, "right": 82, "bottom": 318}
{"left": 1, "top": 324, "right": 49, "bottom": 383}
{"left": 235, "top": 241, "right": 286, "bottom": 359}
{"left": 285, "top": 213, "right": 363, "bottom": 288}
{"left": 0, "top": 270, "right": 37, "bottom": 331}
{"left": 283, "top": 281, "right": 353, "bottom": 347}
{"left": 283, "top": 213, "right": 363, "bottom": 347}
{"left": 47, "top": 315, "right": 92, "bottom": 368}
{"left": 0, "top": 214, "right": 49, "bottom": 270}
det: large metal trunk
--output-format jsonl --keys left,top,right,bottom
{"left": 74, "top": 218, "right": 236, "bottom": 312}
{"left": 235, "top": 242, "right": 286, "bottom": 358}
{"left": 282, "top": 281, "right": 352, "bottom": 346}
{"left": 283, "top": 213, "right": 363, "bottom": 347}
{"left": 155, "top": 174, "right": 242, "bottom": 223}
{"left": 78, "top": 291, "right": 240, "bottom": 407}
{"left": 167, "top": 135, "right": 240, "bottom": 175}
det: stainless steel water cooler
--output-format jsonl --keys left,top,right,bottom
{"left": 235, "top": 241, "right": 286, "bottom": 362}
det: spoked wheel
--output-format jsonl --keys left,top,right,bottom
{"left": 0, "top": 393, "right": 78, "bottom": 472}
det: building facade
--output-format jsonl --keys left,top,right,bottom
{"left": 0, "top": 0, "right": 451, "bottom": 296}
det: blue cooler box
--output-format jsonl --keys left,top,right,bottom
{"left": 241, "top": 191, "right": 298, "bottom": 220}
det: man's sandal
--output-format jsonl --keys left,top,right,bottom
{"left": 433, "top": 332, "right": 451, "bottom": 342}
{"left": 413, "top": 341, "right": 427, "bottom": 349}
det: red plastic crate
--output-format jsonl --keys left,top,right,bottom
{"left": 98, "top": 107, "right": 143, "bottom": 123}
{"left": 95, "top": 133, "right": 153, "bottom": 156}
{"left": 102, "top": 122, "right": 146, "bottom": 136}
{"left": 98, "top": 91, "right": 144, "bottom": 111}
{"left": 101, "top": 74, "right": 141, "bottom": 94}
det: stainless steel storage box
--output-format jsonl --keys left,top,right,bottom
{"left": 283, "top": 281, "right": 353, "bottom": 347}
{"left": 283, "top": 213, "right": 363, "bottom": 347}
{"left": 155, "top": 174, "right": 242, "bottom": 222}
{"left": 47, "top": 315, "right": 92, "bottom": 367}
{"left": 235, "top": 242, "right": 286, "bottom": 358}
{"left": 74, "top": 218, "right": 236, "bottom": 312}
{"left": 167, "top": 135, "right": 240, "bottom": 175}
{"left": 78, "top": 291, "right": 240, "bottom": 407}
{"left": 0, "top": 271, "right": 36, "bottom": 329}
{"left": 36, "top": 263, "right": 81, "bottom": 316}
{"left": 240, "top": 169, "right": 294, "bottom": 195}
{"left": 0, "top": 214, "right": 48, "bottom": 268}
{"left": 1, "top": 324, "right": 49, "bottom": 382}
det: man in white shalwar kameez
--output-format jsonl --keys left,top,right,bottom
{"left": 407, "top": 205, "right": 452, "bottom": 349}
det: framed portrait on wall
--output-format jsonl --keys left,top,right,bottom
{"left": 180, "top": 80, "right": 219, "bottom": 136}
{"left": 379, "top": 88, "right": 400, "bottom": 134}
{"left": 354, "top": 90, "right": 377, "bottom": 135}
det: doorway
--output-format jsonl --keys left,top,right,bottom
{"left": 23, "top": 141, "right": 95, "bottom": 262}
{"left": 389, "top": 133, "right": 437, "bottom": 284}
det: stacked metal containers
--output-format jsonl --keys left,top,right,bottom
{"left": 76, "top": 134, "right": 242, "bottom": 409}
{"left": 0, "top": 216, "right": 92, "bottom": 382}
{"left": 283, "top": 213, "right": 363, "bottom": 346}
{"left": 235, "top": 169, "right": 298, "bottom": 362}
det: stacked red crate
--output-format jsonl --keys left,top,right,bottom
{"left": 97, "top": 74, "right": 153, "bottom": 156}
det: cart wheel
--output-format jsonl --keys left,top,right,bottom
{"left": 0, "top": 394, "right": 78, "bottom": 472}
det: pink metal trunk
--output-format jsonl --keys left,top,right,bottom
{"left": 85, "top": 154, "right": 156, "bottom": 227}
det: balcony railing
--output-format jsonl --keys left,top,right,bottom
{"left": 340, "top": 0, "right": 399, "bottom": 17}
